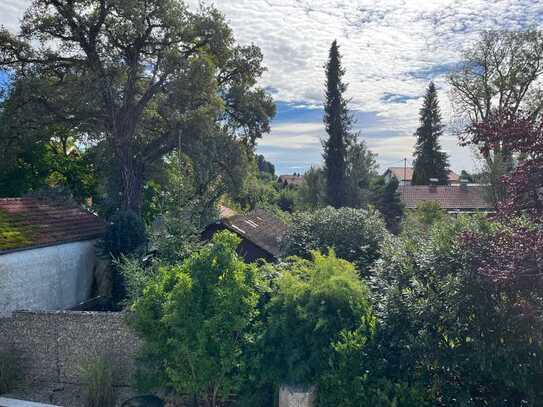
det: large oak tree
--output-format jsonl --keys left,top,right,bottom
{"left": 0, "top": 0, "right": 274, "bottom": 214}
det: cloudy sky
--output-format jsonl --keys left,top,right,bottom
{"left": 2, "top": 0, "right": 543, "bottom": 174}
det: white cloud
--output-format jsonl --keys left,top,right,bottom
{"left": 3, "top": 0, "right": 543, "bottom": 172}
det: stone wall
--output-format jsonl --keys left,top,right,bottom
{"left": 0, "top": 311, "right": 140, "bottom": 386}
{"left": 0, "top": 240, "right": 97, "bottom": 316}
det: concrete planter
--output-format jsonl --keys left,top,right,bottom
{"left": 278, "top": 384, "right": 317, "bottom": 407}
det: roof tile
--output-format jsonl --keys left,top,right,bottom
{"left": 399, "top": 185, "right": 493, "bottom": 210}
{"left": 0, "top": 197, "right": 106, "bottom": 254}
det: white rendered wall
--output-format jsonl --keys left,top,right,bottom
{"left": 0, "top": 240, "right": 96, "bottom": 316}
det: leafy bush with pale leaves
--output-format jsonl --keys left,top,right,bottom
{"left": 282, "top": 207, "right": 388, "bottom": 274}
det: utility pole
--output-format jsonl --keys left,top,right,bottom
{"left": 403, "top": 157, "right": 407, "bottom": 190}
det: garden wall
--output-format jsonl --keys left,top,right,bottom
{"left": 0, "top": 310, "right": 140, "bottom": 386}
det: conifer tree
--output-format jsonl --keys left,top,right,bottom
{"left": 412, "top": 82, "right": 449, "bottom": 185}
{"left": 323, "top": 40, "right": 351, "bottom": 207}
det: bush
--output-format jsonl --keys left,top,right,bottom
{"left": 277, "top": 188, "right": 297, "bottom": 213}
{"left": 101, "top": 210, "right": 148, "bottom": 306}
{"left": 131, "top": 231, "right": 261, "bottom": 407}
{"left": 401, "top": 200, "right": 446, "bottom": 233}
{"left": 319, "top": 330, "right": 430, "bottom": 407}
{"left": 371, "top": 214, "right": 543, "bottom": 405}
{"left": 282, "top": 207, "right": 388, "bottom": 274}
{"left": 102, "top": 210, "right": 147, "bottom": 258}
{"left": 82, "top": 356, "right": 115, "bottom": 407}
{"left": 259, "top": 251, "right": 375, "bottom": 387}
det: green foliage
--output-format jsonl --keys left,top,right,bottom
{"left": 319, "top": 330, "right": 430, "bottom": 407}
{"left": 277, "top": 188, "right": 298, "bottom": 213}
{"left": 256, "top": 154, "right": 275, "bottom": 178}
{"left": 1, "top": 0, "right": 275, "bottom": 213}
{"left": 237, "top": 175, "right": 280, "bottom": 210}
{"left": 344, "top": 138, "right": 377, "bottom": 208}
{"left": 323, "top": 41, "right": 350, "bottom": 208}
{"left": 297, "top": 167, "right": 326, "bottom": 210}
{"left": 117, "top": 256, "right": 160, "bottom": 306}
{"left": 283, "top": 207, "right": 388, "bottom": 274}
{"left": 259, "top": 251, "right": 375, "bottom": 386}
{"left": 402, "top": 200, "right": 446, "bottom": 233}
{"left": 102, "top": 210, "right": 148, "bottom": 306}
{"left": 131, "top": 231, "right": 261, "bottom": 407}
{"left": 412, "top": 82, "right": 449, "bottom": 186}
{"left": 0, "top": 104, "right": 98, "bottom": 202}
{"left": 81, "top": 356, "right": 115, "bottom": 407}
{"left": 370, "top": 176, "right": 404, "bottom": 233}
{"left": 372, "top": 214, "right": 543, "bottom": 405}
{"left": 102, "top": 211, "right": 148, "bottom": 258}
{"left": 0, "top": 350, "right": 16, "bottom": 394}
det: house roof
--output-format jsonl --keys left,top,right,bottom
{"left": 218, "top": 205, "right": 237, "bottom": 220}
{"left": 222, "top": 208, "right": 287, "bottom": 258}
{"left": 384, "top": 167, "right": 460, "bottom": 183}
{"left": 399, "top": 185, "right": 494, "bottom": 211}
{"left": 278, "top": 174, "right": 304, "bottom": 186}
{"left": 0, "top": 197, "right": 106, "bottom": 254}
{"left": 385, "top": 167, "right": 414, "bottom": 181}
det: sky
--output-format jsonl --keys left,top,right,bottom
{"left": 2, "top": 0, "right": 543, "bottom": 175}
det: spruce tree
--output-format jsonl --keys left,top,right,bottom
{"left": 323, "top": 40, "right": 351, "bottom": 207}
{"left": 412, "top": 82, "right": 449, "bottom": 185}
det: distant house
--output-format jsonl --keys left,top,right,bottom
{"left": 0, "top": 198, "right": 105, "bottom": 316}
{"left": 278, "top": 174, "right": 304, "bottom": 187}
{"left": 399, "top": 183, "right": 494, "bottom": 213}
{"left": 203, "top": 207, "right": 287, "bottom": 263}
{"left": 383, "top": 167, "right": 460, "bottom": 185}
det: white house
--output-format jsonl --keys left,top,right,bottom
{"left": 0, "top": 197, "right": 105, "bottom": 316}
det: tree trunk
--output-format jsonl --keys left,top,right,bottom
{"left": 119, "top": 150, "right": 145, "bottom": 215}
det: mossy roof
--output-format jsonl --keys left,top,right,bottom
{"left": 0, "top": 198, "right": 105, "bottom": 254}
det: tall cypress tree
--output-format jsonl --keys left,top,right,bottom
{"left": 412, "top": 82, "right": 449, "bottom": 185}
{"left": 323, "top": 40, "right": 351, "bottom": 207}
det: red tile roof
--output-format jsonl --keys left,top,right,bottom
{"left": 385, "top": 167, "right": 460, "bottom": 183}
{"left": 399, "top": 185, "right": 494, "bottom": 211}
{"left": 278, "top": 175, "right": 304, "bottom": 186}
{"left": 0, "top": 197, "right": 106, "bottom": 254}
{"left": 447, "top": 170, "right": 461, "bottom": 182}
{"left": 385, "top": 167, "right": 414, "bottom": 181}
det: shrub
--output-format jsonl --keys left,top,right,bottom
{"left": 82, "top": 356, "right": 115, "bottom": 407}
{"left": 277, "top": 188, "right": 297, "bottom": 213}
{"left": 371, "top": 214, "right": 543, "bottom": 405}
{"left": 131, "top": 231, "right": 261, "bottom": 407}
{"left": 319, "top": 330, "right": 430, "bottom": 407}
{"left": 401, "top": 200, "right": 446, "bottom": 233}
{"left": 259, "top": 251, "right": 375, "bottom": 387}
{"left": 102, "top": 210, "right": 147, "bottom": 258}
{"left": 101, "top": 210, "right": 148, "bottom": 306}
{"left": 282, "top": 207, "right": 388, "bottom": 274}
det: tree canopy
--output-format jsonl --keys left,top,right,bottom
{"left": 0, "top": 0, "right": 275, "bottom": 215}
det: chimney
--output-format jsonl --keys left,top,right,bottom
{"left": 429, "top": 178, "right": 438, "bottom": 192}
{"left": 460, "top": 178, "right": 469, "bottom": 191}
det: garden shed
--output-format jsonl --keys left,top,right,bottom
{"left": 204, "top": 207, "right": 287, "bottom": 263}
